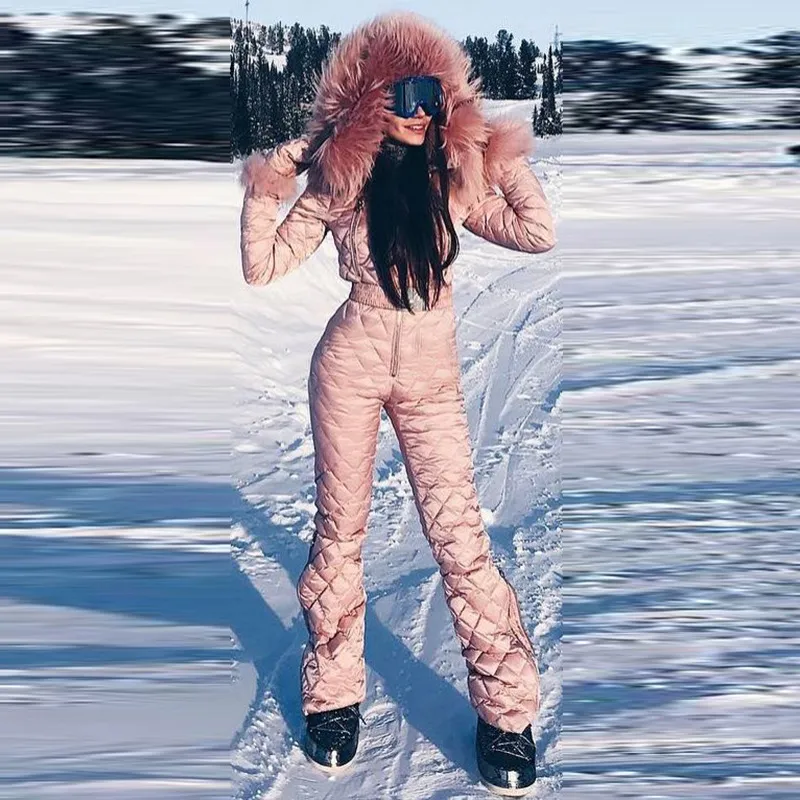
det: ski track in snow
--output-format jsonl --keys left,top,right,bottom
{"left": 232, "top": 144, "right": 563, "bottom": 798}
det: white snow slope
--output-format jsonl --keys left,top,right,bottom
{"left": 1, "top": 158, "right": 245, "bottom": 799}
{"left": 557, "top": 130, "right": 800, "bottom": 799}
{"left": 3, "top": 124, "right": 798, "bottom": 799}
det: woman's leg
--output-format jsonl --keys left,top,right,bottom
{"left": 384, "top": 315, "right": 540, "bottom": 735}
{"left": 296, "top": 303, "right": 385, "bottom": 716}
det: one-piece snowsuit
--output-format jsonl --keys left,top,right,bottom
{"left": 238, "top": 12, "right": 557, "bottom": 735}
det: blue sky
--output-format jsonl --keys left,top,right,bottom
{"left": 16, "top": 0, "right": 797, "bottom": 47}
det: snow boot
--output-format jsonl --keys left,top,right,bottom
{"left": 302, "top": 702, "right": 364, "bottom": 772}
{"left": 475, "top": 715, "right": 537, "bottom": 796}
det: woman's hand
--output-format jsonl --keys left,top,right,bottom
{"left": 273, "top": 134, "right": 314, "bottom": 176}
{"left": 240, "top": 134, "right": 313, "bottom": 201}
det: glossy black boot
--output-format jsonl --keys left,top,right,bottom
{"left": 475, "top": 715, "right": 537, "bottom": 796}
{"left": 303, "top": 702, "right": 365, "bottom": 772}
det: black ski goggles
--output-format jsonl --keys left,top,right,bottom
{"left": 390, "top": 75, "right": 444, "bottom": 118}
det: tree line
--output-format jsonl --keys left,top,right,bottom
{"left": 231, "top": 21, "right": 340, "bottom": 157}
{"left": 2, "top": 14, "right": 796, "bottom": 159}
{"left": 1, "top": 14, "right": 229, "bottom": 160}
{"left": 231, "top": 20, "right": 562, "bottom": 157}
{"left": 562, "top": 32, "right": 800, "bottom": 131}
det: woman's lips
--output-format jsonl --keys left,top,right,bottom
{"left": 406, "top": 123, "right": 426, "bottom": 133}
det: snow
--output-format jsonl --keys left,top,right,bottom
{"left": 556, "top": 130, "right": 800, "bottom": 798}
{"left": 0, "top": 157, "right": 243, "bottom": 798}
{"left": 2, "top": 125, "right": 798, "bottom": 798}
{"left": 266, "top": 53, "right": 287, "bottom": 71}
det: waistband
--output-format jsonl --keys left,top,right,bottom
{"left": 348, "top": 280, "right": 453, "bottom": 311}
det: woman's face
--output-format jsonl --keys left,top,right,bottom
{"left": 385, "top": 105, "right": 432, "bottom": 146}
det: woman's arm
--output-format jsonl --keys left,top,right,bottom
{"left": 461, "top": 119, "right": 557, "bottom": 254}
{"left": 239, "top": 136, "right": 330, "bottom": 286}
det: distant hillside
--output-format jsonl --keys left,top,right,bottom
{"left": 563, "top": 33, "right": 799, "bottom": 131}
{"left": 0, "top": 13, "right": 229, "bottom": 160}
{"left": 1, "top": 14, "right": 796, "bottom": 160}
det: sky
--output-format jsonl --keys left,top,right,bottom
{"left": 12, "top": 0, "right": 797, "bottom": 48}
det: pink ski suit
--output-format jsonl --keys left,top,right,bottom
{"left": 239, "top": 11, "right": 556, "bottom": 735}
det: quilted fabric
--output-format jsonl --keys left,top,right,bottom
{"left": 295, "top": 286, "right": 543, "bottom": 734}
{"left": 238, "top": 11, "right": 556, "bottom": 735}
{"left": 240, "top": 147, "right": 555, "bottom": 288}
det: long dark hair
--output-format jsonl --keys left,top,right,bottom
{"left": 363, "top": 117, "right": 460, "bottom": 311}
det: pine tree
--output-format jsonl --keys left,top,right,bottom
{"left": 495, "top": 29, "right": 522, "bottom": 99}
{"left": 533, "top": 43, "right": 562, "bottom": 136}
{"left": 554, "top": 38, "right": 563, "bottom": 94}
{"left": 463, "top": 35, "right": 491, "bottom": 90}
{"left": 519, "top": 39, "right": 539, "bottom": 99}
{"left": 231, "top": 20, "right": 252, "bottom": 157}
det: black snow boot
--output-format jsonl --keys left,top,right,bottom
{"left": 475, "top": 715, "right": 537, "bottom": 796}
{"left": 303, "top": 702, "right": 365, "bottom": 772}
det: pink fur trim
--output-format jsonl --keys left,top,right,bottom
{"left": 239, "top": 151, "right": 298, "bottom": 201}
{"left": 483, "top": 116, "right": 536, "bottom": 186}
{"left": 262, "top": 11, "right": 541, "bottom": 211}
{"left": 303, "top": 11, "right": 491, "bottom": 207}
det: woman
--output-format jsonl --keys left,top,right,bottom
{"left": 239, "top": 11, "right": 556, "bottom": 795}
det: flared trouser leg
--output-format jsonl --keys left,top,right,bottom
{"left": 296, "top": 306, "right": 384, "bottom": 716}
{"left": 295, "top": 294, "right": 540, "bottom": 732}
{"left": 384, "top": 356, "right": 541, "bottom": 735}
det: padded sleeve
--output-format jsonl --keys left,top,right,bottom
{"left": 240, "top": 184, "right": 330, "bottom": 285}
{"left": 462, "top": 156, "right": 556, "bottom": 254}
{"left": 239, "top": 136, "right": 330, "bottom": 285}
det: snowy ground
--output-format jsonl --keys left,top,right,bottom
{"left": 2, "top": 127, "right": 798, "bottom": 798}
{"left": 558, "top": 130, "right": 800, "bottom": 798}
{"left": 0, "top": 158, "right": 244, "bottom": 798}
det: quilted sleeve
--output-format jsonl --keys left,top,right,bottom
{"left": 239, "top": 136, "right": 330, "bottom": 286}
{"left": 462, "top": 155, "right": 556, "bottom": 254}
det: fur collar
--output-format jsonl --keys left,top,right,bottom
{"left": 242, "top": 11, "right": 536, "bottom": 211}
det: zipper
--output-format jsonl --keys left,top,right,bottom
{"left": 349, "top": 195, "right": 364, "bottom": 268}
{"left": 349, "top": 193, "right": 402, "bottom": 378}
{"left": 389, "top": 309, "right": 402, "bottom": 376}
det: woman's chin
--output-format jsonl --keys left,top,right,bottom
{"left": 387, "top": 128, "right": 424, "bottom": 145}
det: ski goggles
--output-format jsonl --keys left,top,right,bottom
{"left": 390, "top": 75, "right": 444, "bottom": 118}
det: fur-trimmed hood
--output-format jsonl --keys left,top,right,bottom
{"left": 239, "top": 14, "right": 556, "bottom": 290}
{"left": 262, "top": 11, "right": 536, "bottom": 213}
